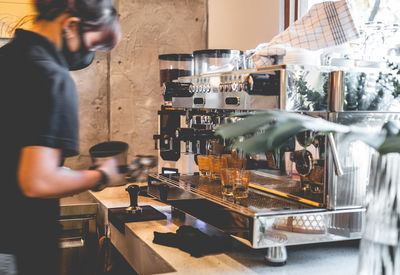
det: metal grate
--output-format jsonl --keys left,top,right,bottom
{"left": 151, "top": 174, "right": 316, "bottom": 218}
{"left": 273, "top": 215, "right": 326, "bottom": 234}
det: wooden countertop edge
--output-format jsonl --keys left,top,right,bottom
{"left": 88, "top": 185, "right": 257, "bottom": 275}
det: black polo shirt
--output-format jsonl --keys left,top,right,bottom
{"left": 0, "top": 29, "right": 79, "bottom": 272}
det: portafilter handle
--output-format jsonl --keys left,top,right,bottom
{"left": 125, "top": 184, "right": 142, "bottom": 214}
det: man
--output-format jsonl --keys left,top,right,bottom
{"left": 0, "top": 0, "right": 123, "bottom": 273}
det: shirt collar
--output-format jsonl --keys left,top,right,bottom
{"left": 13, "top": 29, "right": 69, "bottom": 69}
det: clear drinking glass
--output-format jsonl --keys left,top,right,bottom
{"left": 209, "top": 155, "right": 223, "bottom": 180}
{"left": 197, "top": 155, "right": 211, "bottom": 178}
{"left": 233, "top": 169, "right": 251, "bottom": 200}
{"left": 221, "top": 154, "right": 232, "bottom": 167}
{"left": 231, "top": 158, "right": 246, "bottom": 169}
{"left": 222, "top": 152, "right": 246, "bottom": 169}
{"left": 220, "top": 168, "right": 237, "bottom": 197}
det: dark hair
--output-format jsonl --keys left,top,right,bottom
{"left": 35, "top": 0, "right": 120, "bottom": 51}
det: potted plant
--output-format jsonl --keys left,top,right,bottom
{"left": 215, "top": 109, "right": 400, "bottom": 275}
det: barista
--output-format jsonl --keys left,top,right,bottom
{"left": 0, "top": 0, "right": 122, "bottom": 274}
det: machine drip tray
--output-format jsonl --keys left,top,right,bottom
{"left": 109, "top": 206, "right": 166, "bottom": 233}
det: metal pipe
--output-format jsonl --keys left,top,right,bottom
{"left": 328, "top": 133, "right": 344, "bottom": 176}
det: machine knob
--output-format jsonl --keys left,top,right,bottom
{"left": 125, "top": 184, "right": 142, "bottom": 214}
{"left": 232, "top": 82, "right": 238, "bottom": 92}
{"left": 242, "top": 82, "right": 248, "bottom": 92}
{"left": 239, "top": 82, "right": 245, "bottom": 92}
{"left": 226, "top": 82, "right": 232, "bottom": 92}
{"left": 219, "top": 83, "right": 224, "bottom": 92}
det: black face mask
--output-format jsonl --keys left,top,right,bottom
{"left": 62, "top": 25, "right": 95, "bottom": 71}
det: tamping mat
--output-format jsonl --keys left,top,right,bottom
{"left": 109, "top": 205, "right": 166, "bottom": 233}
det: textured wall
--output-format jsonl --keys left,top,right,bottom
{"left": 65, "top": 0, "right": 207, "bottom": 169}
{"left": 67, "top": 52, "right": 109, "bottom": 169}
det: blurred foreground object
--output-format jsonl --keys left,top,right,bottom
{"left": 215, "top": 109, "right": 400, "bottom": 275}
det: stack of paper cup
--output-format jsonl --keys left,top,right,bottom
{"left": 283, "top": 47, "right": 321, "bottom": 66}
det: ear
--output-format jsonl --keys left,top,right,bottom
{"left": 62, "top": 17, "right": 80, "bottom": 38}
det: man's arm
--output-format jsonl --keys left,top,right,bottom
{"left": 18, "top": 146, "right": 103, "bottom": 198}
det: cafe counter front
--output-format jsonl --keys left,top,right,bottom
{"left": 88, "top": 184, "right": 360, "bottom": 275}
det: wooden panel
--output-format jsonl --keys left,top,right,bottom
{"left": 285, "top": 0, "right": 290, "bottom": 30}
{"left": 284, "top": 0, "right": 299, "bottom": 29}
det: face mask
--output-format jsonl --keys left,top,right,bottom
{"left": 62, "top": 24, "right": 95, "bottom": 71}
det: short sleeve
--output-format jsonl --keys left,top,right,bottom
{"left": 20, "top": 62, "right": 80, "bottom": 157}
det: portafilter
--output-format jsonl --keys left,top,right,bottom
{"left": 89, "top": 141, "right": 157, "bottom": 182}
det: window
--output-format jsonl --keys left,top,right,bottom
{"left": 303, "top": 0, "right": 400, "bottom": 25}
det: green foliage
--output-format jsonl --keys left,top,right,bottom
{"left": 344, "top": 72, "right": 367, "bottom": 110}
{"left": 287, "top": 71, "right": 329, "bottom": 111}
{"left": 344, "top": 61, "right": 400, "bottom": 111}
{"left": 376, "top": 61, "right": 400, "bottom": 99}
{"left": 215, "top": 110, "right": 397, "bottom": 155}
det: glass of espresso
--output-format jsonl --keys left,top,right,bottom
{"left": 158, "top": 54, "right": 193, "bottom": 87}
{"left": 233, "top": 169, "right": 251, "bottom": 200}
{"left": 220, "top": 168, "right": 237, "bottom": 197}
{"left": 197, "top": 155, "right": 211, "bottom": 178}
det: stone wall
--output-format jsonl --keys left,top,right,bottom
{"left": 65, "top": 0, "right": 207, "bottom": 169}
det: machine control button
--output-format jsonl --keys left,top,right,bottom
{"left": 225, "top": 97, "right": 240, "bottom": 105}
{"left": 194, "top": 97, "right": 205, "bottom": 105}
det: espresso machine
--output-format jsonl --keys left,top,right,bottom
{"left": 151, "top": 56, "right": 400, "bottom": 264}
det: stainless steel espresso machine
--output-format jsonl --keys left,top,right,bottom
{"left": 151, "top": 59, "right": 400, "bottom": 264}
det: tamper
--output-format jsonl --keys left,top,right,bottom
{"left": 108, "top": 184, "right": 166, "bottom": 233}
{"left": 125, "top": 184, "right": 143, "bottom": 214}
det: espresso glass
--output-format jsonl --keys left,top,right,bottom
{"left": 197, "top": 155, "right": 211, "bottom": 178}
{"left": 210, "top": 155, "right": 223, "bottom": 180}
{"left": 220, "top": 168, "right": 237, "bottom": 197}
{"left": 233, "top": 169, "right": 251, "bottom": 199}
